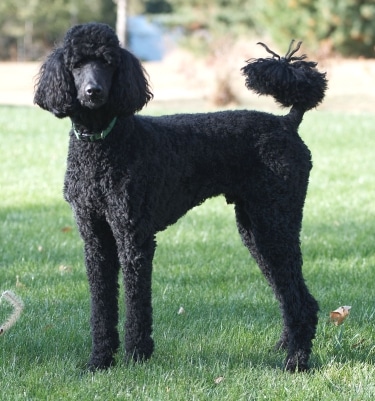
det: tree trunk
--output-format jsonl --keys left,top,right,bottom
{"left": 115, "top": 0, "right": 127, "bottom": 47}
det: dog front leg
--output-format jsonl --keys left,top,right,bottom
{"left": 120, "top": 236, "right": 155, "bottom": 362}
{"left": 74, "top": 213, "right": 121, "bottom": 370}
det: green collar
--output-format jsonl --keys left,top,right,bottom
{"left": 73, "top": 117, "right": 117, "bottom": 142}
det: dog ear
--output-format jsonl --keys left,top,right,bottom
{"left": 109, "top": 48, "right": 153, "bottom": 115}
{"left": 34, "top": 47, "right": 77, "bottom": 118}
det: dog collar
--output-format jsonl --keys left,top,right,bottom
{"left": 73, "top": 117, "right": 117, "bottom": 142}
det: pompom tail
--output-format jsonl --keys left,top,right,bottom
{"left": 241, "top": 40, "right": 327, "bottom": 111}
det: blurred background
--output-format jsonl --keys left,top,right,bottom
{"left": 0, "top": 0, "right": 374, "bottom": 110}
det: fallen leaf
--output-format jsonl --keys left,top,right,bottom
{"left": 61, "top": 226, "right": 73, "bottom": 233}
{"left": 16, "top": 275, "right": 25, "bottom": 288}
{"left": 59, "top": 265, "right": 72, "bottom": 273}
{"left": 214, "top": 376, "right": 224, "bottom": 384}
{"left": 330, "top": 305, "right": 351, "bottom": 326}
{"left": 177, "top": 306, "right": 185, "bottom": 315}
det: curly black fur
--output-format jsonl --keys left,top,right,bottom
{"left": 34, "top": 23, "right": 327, "bottom": 372}
{"left": 242, "top": 40, "right": 328, "bottom": 110}
{"left": 34, "top": 23, "right": 152, "bottom": 119}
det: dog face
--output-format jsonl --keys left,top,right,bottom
{"left": 72, "top": 59, "right": 115, "bottom": 110}
{"left": 34, "top": 23, "right": 153, "bottom": 118}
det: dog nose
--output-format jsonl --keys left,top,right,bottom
{"left": 85, "top": 84, "right": 103, "bottom": 97}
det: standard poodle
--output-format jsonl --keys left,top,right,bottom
{"left": 34, "top": 22, "right": 327, "bottom": 372}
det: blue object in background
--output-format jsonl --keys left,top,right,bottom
{"left": 127, "top": 16, "right": 165, "bottom": 61}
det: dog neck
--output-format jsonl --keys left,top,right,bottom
{"left": 70, "top": 106, "right": 118, "bottom": 142}
{"left": 72, "top": 117, "right": 117, "bottom": 142}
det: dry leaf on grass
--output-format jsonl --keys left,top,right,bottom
{"left": 16, "top": 275, "right": 25, "bottom": 288}
{"left": 177, "top": 306, "right": 185, "bottom": 315}
{"left": 58, "top": 265, "right": 72, "bottom": 273}
{"left": 330, "top": 305, "right": 351, "bottom": 326}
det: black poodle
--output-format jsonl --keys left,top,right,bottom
{"left": 34, "top": 23, "right": 327, "bottom": 372}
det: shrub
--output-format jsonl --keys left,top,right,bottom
{"left": 254, "top": 0, "right": 375, "bottom": 58}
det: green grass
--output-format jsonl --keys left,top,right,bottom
{"left": 0, "top": 106, "right": 374, "bottom": 400}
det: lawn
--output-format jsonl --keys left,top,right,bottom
{"left": 0, "top": 106, "right": 374, "bottom": 400}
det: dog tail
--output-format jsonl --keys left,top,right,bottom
{"left": 241, "top": 40, "right": 327, "bottom": 125}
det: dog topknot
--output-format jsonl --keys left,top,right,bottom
{"left": 63, "top": 23, "right": 122, "bottom": 70}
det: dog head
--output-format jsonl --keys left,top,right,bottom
{"left": 34, "top": 23, "right": 153, "bottom": 118}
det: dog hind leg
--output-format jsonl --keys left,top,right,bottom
{"left": 235, "top": 202, "right": 318, "bottom": 372}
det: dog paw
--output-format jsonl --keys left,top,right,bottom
{"left": 125, "top": 337, "right": 154, "bottom": 362}
{"left": 284, "top": 351, "right": 309, "bottom": 373}
{"left": 87, "top": 354, "right": 116, "bottom": 371}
